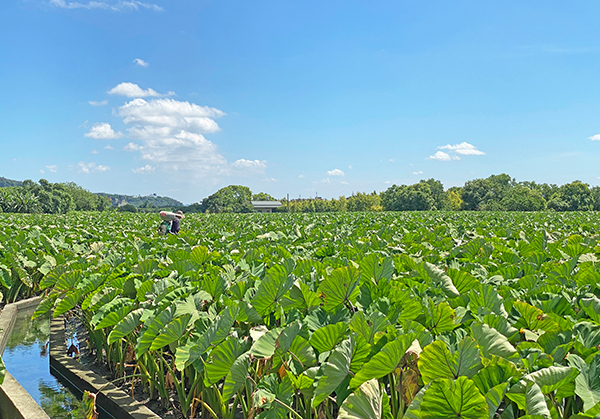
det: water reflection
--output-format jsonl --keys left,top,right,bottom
{"left": 3, "top": 308, "right": 86, "bottom": 419}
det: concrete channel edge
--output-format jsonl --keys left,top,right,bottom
{"left": 0, "top": 296, "right": 161, "bottom": 419}
{"left": 50, "top": 315, "right": 162, "bottom": 419}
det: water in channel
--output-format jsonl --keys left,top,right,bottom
{"left": 2, "top": 307, "right": 111, "bottom": 419}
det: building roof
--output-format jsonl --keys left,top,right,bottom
{"left": 251, "top": 200, "right": 282, "bottom": 208}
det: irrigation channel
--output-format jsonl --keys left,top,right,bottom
{"left": 2, "top": 306, "right": 113, "bottom": 419}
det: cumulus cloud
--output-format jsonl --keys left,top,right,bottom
{"left": 86, "top": 85, "right": 264, "bottom": 178}
{"left": 123, "top": 142, "right": 143, "bottom": 151}
{"left": 133, "top": 58, "right": 149, "bottom": 67}
{"left": 119, "top": 98, "right": 224, "bottom": 133}
{"left": 412, "top": 170, "right": 423, "bottom": 175}
{"left": 132, "top": 164, "right": 155, "bottom": 174}
{"left": 50, "top": 0, "right": 163, "bottom": 11}
{"left": 589, "top": 134, "right": 600, "bottom": 141}
{"left": 108, "top": 82, "right": 174, "bottom": 98}
{"left": 327, "top": 169, "right": 345, "bottom": 176}
{"left": 91, "top": 149, "right": 99, "bottom": 154}
{"left": 46, "top": 165, "right": 58, "bottom": 172}
{"left": 105, "top": 145, "right": 115, "bottom": 150}
{"left": 429, "top": 151, "right": 455, "bottom": 161}
{"left": 77, "top": 161, "right": 110, "bottom": 173}
{"left": 439, "top": 142, "right": 485, "bottom": 155}
{"left": 89, "top": 100, "right": 108, "bottom": 106}
{"left": 84, "top": 122, "right": 123, "bottom": 139}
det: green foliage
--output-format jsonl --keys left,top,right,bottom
{"left": 117, "top": 204, "right": 137, "bottom": 213}
{"left": 203, "top": 185, "right": 254, "bottom": 213}
{"left": 4, "top": 210, "right": 600, "bottom": 418}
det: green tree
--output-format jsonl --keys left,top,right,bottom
{"left": 547, "top": 181, "right": 593, "bottom": 211}
{"left": 117, "top": 204, "right": 138, "bottom": 213}
{"left": 252, "top": 192, "right": 276, "bottom": 201}
{"left": 500, "top": 185, "right": 546, "bottom": 211}
{"left": 60, "top": 182, "right": 110, "bottom": 211}
{"left": 447, "top": 187, "right": 463, "bottom": 210}
{"left": 347, "top": 192, "right": 382, "bottom": 212}
{"left": 381, "top": 183, "right": 436, "bottom": 211}
{"left": 203, "top": 185, "right": 254, "bottom": 213}
{"left": 461, "top": 174, "right": 515, "bottom": 210}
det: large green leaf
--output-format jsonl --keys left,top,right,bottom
{"left": 222, "top": 352, "right": 251, "bottom": 401}
{"left": 204, "top": 336, "right": 246, "bottom": 385}
{"left": 250, "top": 327, "right": 284, "bottom": 359}
{"left": 149, "top": 313, "right": 191, "bottom": 351}
{"left": 425, "top": 299, "right": 456, "bottom": 334}
{"left": 349, "top": 311, "right": 390, "bottom": 345}
{"left": 107, "top": 308, "right": 144, "bottom": 344}
{"left": 420, "top": 376, "right": 488, "bottom": 419}
{"left": 309, "top": 321, "right": 348, "bottom": 354}
{"left": 319, "top": 265, "right": 360, "bottom": 312}
{"left": 419, "top": 337, "right": 482, "bottom": 385}
{"left": 580, "top": 296, "right": 600, "bottom": 323}
{"left": 313, "top": 338, "right": 354, "bottom": 407}
{"left": 338, "top": 379, "right": 387, "bottom": 419}
{"left": 251, "top": 264, "right": 295, "bottom": 316}
{"left": 359, "top": 254, "right": 394, "bottom": 286}
{"left": 350, "top": 333, "right": 416, "bottom": 388}
{"left": 471, "top": 322, "right": 517, "bottom": 360}
{"left": 424, "top": 262, "right": 459, "bottom": 298}
{"left": 568, "top": 353, "right": 600, "bottom": 411}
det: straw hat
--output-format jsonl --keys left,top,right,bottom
{"left": 175, "top": 210, "right": 185, "bottom": 219}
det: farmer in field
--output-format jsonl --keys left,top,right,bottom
{"left": 158, "top": 210, "right": 184, "bottom": 235}
{"left": 170, "top": 210, "right": 184, "bottom": 234}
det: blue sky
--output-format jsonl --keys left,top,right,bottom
{"left": 2, "top": 1, "right": 600, "bottom": 204}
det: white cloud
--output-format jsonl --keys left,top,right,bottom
{"left": 298, "top": 174, "right": 305, "bottom": 178}
{"left": 104, "top": 145, "right": 115, "bottom": 150}
{"left": 132, "top": 164, "right": 155, "bottom": 174}
{"left": 384, "top": 180, "right": 391, "bottom": 184}
{"left": 123, "top": 142, "right": 143, "bottom": 151}
{"left": 231, "top": 159, "right": 267, "bottom": 174}
{"left": 40, "top": 169, "right": 45, "bottom": 174}
{"left": 327, "top": 169, "right": 345, "bottom": 176}
{"left": 412, "top": 170, "right": 423, "bottom": 175}
{"left": 429, "top": 151, "right": 454, "bottom": 161}
{"left": 439, "top": 142, "right": 485, "bottom": 155}
{"left": 87, "top": 88, "right": 263, "bottom": 179}
{"left": 50, "top": 0, "right": 163, "bottom": 12}
{"left": 348, "top": 165, "right": 353, "bottom": 169}
{"left": 133, "top": 58, "right": 149, "bottom": 67}
{"left": 89, "top": 100, "right": 108, "bottom": 106}
{"left": 91, "top": 149, "right": 99, "bottom": 154}
{"left": 84, "top": 122, "right": 123, "bottom": 139}
{"left": 589, "top": 134, "right": 600, "bottom": 141}
{"left": 77, "top": 161, "right": 110, "bottom": 173}
{"left": 46, "top": 165, "right": 58, "bottom": 173}
{"left": 262, "top": 177, "right": 278, "bottom": 182}
{"left": 341, "top": 181, "right": 349, "bottom": 185}
{"left": 389, "top": 159, "right": 394, "bottom": 163}
{"left": 108, "top": 82, "right": 174, "bottom": 98}
{"left": 119, "top": 98, "right": 223, "bottom": 133}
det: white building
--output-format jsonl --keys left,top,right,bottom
{"left": 251, "top": 201, "right": 282, "bottom": 213}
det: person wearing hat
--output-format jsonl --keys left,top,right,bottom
{"left": 170, "top": 210, "right": 185, "bottom": 234}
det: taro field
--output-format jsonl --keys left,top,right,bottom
{"left": 2, "top": 211, "right": 600, "bottom": 419}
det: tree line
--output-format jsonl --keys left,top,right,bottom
{"left": 2, "top": 174, "right": 600, "bottom": 214}
{"left": 198, "top": 175, "right": 600, "bottom": 213}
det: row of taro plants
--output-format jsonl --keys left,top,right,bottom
{"left": 2, "top": 210, "right": 600, "bottom": 418}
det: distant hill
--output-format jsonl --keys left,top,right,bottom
{"left": 0, "top": 176, "right": 23, "bottom": 188}
{"left": 97, "top": 193, "right": 184, "bottom": 208}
